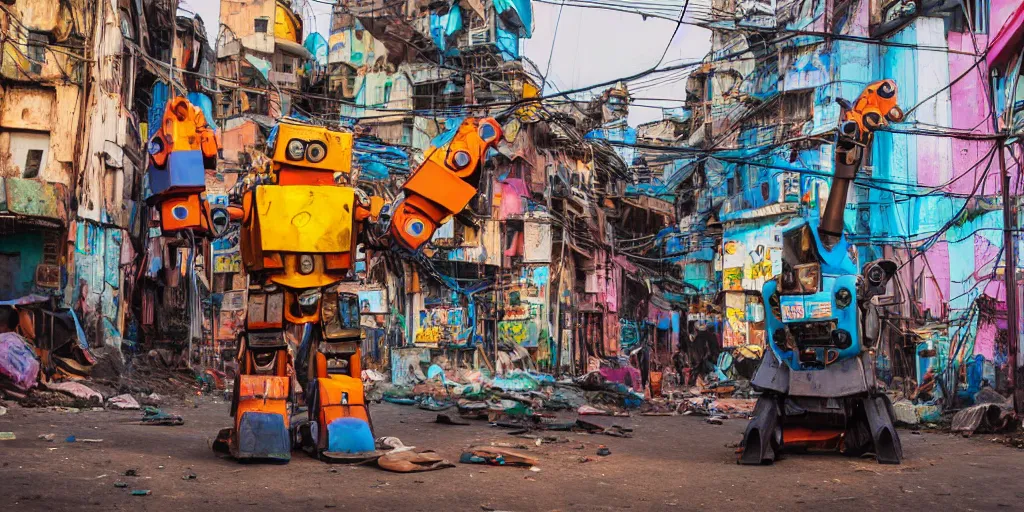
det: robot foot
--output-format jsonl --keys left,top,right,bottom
{"left": 862, "top": 395, "right": 903, "bottom": 464}
{"left": 738, "top": 396, "right": 782, "bottom": 465}
{"left": 212, "top": 428, "right": 232, "bottom": 454}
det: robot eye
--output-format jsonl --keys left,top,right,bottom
{"left": 306, "top": 141, "right": 327, "bottom": 163}
{"left": 479, "top": 123, "right": 497, "bottom": 142}
{"left": 171, "top": 205, "right": 189, "bottom": 220}
{"left": 452, "top": 150, "right": 472, "bottom": 169}
{"left": 405, "top": 219, "right": 425, "bottom": 236}
{"left": 286, "top": 139, "right": 305, "bottom": 160}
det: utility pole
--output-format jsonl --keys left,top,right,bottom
{"left": 998, "top": 138, "right": 1021, "bottom": 414}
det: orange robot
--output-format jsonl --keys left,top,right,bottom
{"left": 217, "top": 116, "right": 503, "bottom": 462}
{"left": 146, "top": 97, "right": 229, "bottom": 235}
{"left": 217, "top": 120, "right": 373, "bottom": 462}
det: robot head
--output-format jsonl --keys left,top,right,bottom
{"left": 270, "top": 122, "right": 353, "bottom": 175}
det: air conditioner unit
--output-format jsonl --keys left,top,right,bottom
{"left": 469, "top": 27, "right": 492, "bottom": 46}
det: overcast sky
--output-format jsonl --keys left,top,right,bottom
{"left": 184, "top": 0, "right": 711, "bottom": 125}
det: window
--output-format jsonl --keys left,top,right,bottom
{"left": 23, "top": 150, "right": 43, "bottom": 178}
{"left": 254, "top": 18, "right": 269, "bottom": 33}
{"left": 10, "top": 132, "right": 49, "bottom": 178}
{"left": 951, "top": 0, "right": 990, "bottom": 34}
{"left": 27, "top": 32, "right": 47, "bottom": 74}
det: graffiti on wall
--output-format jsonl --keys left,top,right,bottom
{"left": 415, "top": 306, "right": 466, "bottom": 346}
{"left": 498, "top": 318, "right": 540, "bottom": 347}
{"left": 498, "top": 265, "right": 550, "bottom": 348}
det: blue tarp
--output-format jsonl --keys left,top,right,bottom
{"left": 496, "top": 26, "right": 520, "bottom": 60}
{"left": 430, "top": 5, "right": 463, "bottom": 53}
{"left": 493, "top": 0, "right": 533, "bottom": 37}
{"left": 304, "top": 32, "right": 329, "bottom": 68}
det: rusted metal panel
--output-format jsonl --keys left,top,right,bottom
{"left": 51, "top": 85, "right": 81, "bottom": 172}
{"left": 0, "top": 177, "right": 69, "bottom": 221}
{"left": 0, "top": 86, "right": 75, "bottom": 185}
{"left": 0, "top": 86, "right": 55, "bottom": 131}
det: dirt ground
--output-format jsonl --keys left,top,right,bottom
{"left": 1, "top": 398, "right": 1022, "bottom": 511}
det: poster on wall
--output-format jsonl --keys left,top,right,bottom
{"left": 212, "top": 226, "right": 242, "bottom": 273}
{"left": 217, "top": 309, "right": 245, "bottom": 340}
{"left": 722, "top": 225, "right": 781, "bottom": 292}
{"left": 357, "top": 289, "right": 387, "bottom": 314}
{"left": 723, "top": 292, "right": 748, "bottom": 348}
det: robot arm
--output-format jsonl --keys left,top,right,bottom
{"left": 819, "top": 80, "right": 904, "bottom": 242}
{"left": 389, "top": 117, "right": 504, "bottom": 250}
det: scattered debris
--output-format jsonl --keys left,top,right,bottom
{"left": 114, "top": 482, "right": 128, "bottom": 488}
{"left": 44, "top": 381, "right": 103, "bottom": 403}
{"left": 705, "top": 417, "right": 724, "bottom": 425}
{"left": 377, "top": 451, "right": 455, "bottom": 473}
{"left": 459, "top": 446, "right": 538, "bottom": 467}
{"left": 124, "top": 469, "right": 139, "bottom": 477}
{"left": 0, "top": 405, "right": 6, "bottom": 416}
{"left": 182, "top": 471, "right": 197, "bottom": 480}
{"left": 107, "top": 394, "right": 141, "bottom": 410}
{"left": 952, "top": 403, "right": 1015, "bottom": 436}
{"left": 141, "top": 407, "right": 184, "bottom": 426}
{"left": 0, "top": 432, "right": 15, "bottom": 440}
{"left": 0, "top": 332, "right": 40, "bottom": 392}
{"left": 79, "top": 438, "right": 103, "bottom": 443}
{"left": 376, "top": 436, "right": 414, "bottom": 454}
{"left": 435, "top": 413, "right": 470, "bottom": 426}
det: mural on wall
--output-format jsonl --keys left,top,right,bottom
{"left": 723, "top": 292, "right": 748, "bottom": 348}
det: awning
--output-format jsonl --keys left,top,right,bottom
{"left": 275, "top": 39, "right": 313, "bottom": 60}
{"left": 243, "top": 54, "right": 271, "bottom": 80}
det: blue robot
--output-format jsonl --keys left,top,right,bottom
{"left": 740, "top": 80, "right": 906, "bottom": 465}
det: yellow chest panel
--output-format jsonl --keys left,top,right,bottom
{"left": 255, "top": 185, "right": 354, "bottom": 253}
